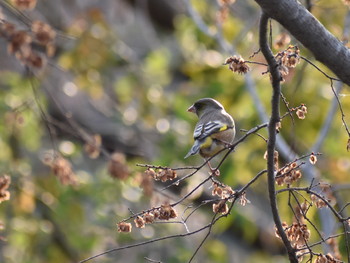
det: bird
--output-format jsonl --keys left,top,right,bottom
{"left": 184, "top": 98, "right": 235, "bottom": 175}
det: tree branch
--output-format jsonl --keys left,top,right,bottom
{"left": 254, "top": 0, "right": 350, "bottom": 85}
{"left": 259, "top": 12, "right": 298, "bottom": 263}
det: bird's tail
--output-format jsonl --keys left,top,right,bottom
{"left": 184, "top": 140, "right": 201, "bottom": 159}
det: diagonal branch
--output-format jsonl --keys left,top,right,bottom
{"left": 254, "top": 0, "right": 350, "bottom": 85}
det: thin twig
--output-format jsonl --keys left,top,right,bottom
{"left": 299, "top": 232, "right": 350, "bottom": 250}
{"left": 280, "top": 91, "right": 294, "bottom": 124}
{"left": 27, "top": 70, "right": 58, "bottom": 151}
{"left": 136, "top": 164, "right": 199, "bottom": 171}
{"left": 144, "top": 257, "right": 162, "bottom": 263}
{"left": 311, "top": 80, "right": 343, "bottom": 152}
{"left": 329, "top": 79, "right": 350, "bottom": 137}
{"left": 290, "top": 190, "right": 325, "bottom": 242}
{"left": 244, "top": 60, "right": 268, "bottom": 66}
{"left": 277, "top": 187, "right": 346, "bottom": 221}
{"left": 300, "top": 56, "right": 341, "bottom": 82}
{"left": 342, "top": 220, "right": 350, "bottom": 262}
{"left": 79, "top": 223, "right": 214, "bottom": 263}
{"left": 188, "top": 214, "right": 218, "bottom": 263}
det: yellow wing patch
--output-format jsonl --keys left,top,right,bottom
{"left": 219, "top": 124, "right": 228, "bottom": 131}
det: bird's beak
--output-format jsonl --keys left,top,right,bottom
{"left": 187, "top": 105, "right": 196, "bottom": 113}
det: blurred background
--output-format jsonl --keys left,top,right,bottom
{"left": 0, "top": 0, "right": 349, "bottom": 262}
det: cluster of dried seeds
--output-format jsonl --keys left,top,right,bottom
{"left": 117, "top": 203, "right": 178, "bottom": 232}
{"left": 275, "top": 45, "right": 300, "bottom": 80}
{"left": 84, "top": 134, "right": 102, "bottom": 159}
{"left": 0, "top": 175, "right": 11, "bottom": 203}
{"left": 276, "top": 221, "right": 310, "bottom": 260}
{"left": 211, "top": 182, "right": 248, "bottom": 215}
{"left": 0, "top": 3, "right": 56, "bottom": 69}
{"left": 11, "top": 0, "right": 37, "bottom": 10}
{"left": 212, "top": 199, "right": 229, "bottom": 215}
{"left": 144, "top": 168, "right": 177, "bottom": 183}
{"left": 224, "top": 55, "right": 250, "bottom": 74}
{"left": 216, "top": 0, "right": 235, "bottom": 23}
{"left": 212, "top": 183, "right": 235, "bottom": 199}
{"left": 310, "top": 194, "right": 328, "bottom": 209}
{"left": 108, "top": 152, "right": 129, "bottom": 180}
{"left": 314, "top": 253, "right": 342, "bottom": 263}
{"left": 50, "top": 157, "right": 77, "bottom": 185}
{"left": 343, "top": 0, "right": 350, "bottom": 7}
{"left": 275, "top": 162, "right": 302, "bottom": 186}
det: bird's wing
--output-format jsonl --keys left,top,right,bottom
{"left": 193, "top": 121, "right": 227, "bottom": 140}
{"left": 184, "top": 139, "right": 201, "bottom": 158}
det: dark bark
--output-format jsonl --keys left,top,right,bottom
{"left": 259, "top": 13, "right": 299, "bottom": 263}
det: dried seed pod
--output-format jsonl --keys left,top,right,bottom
{"left": 143, "top": 212, "right": 155, "bottom": 224}
{"left": 0, "top": 175, "right": 11, "bottom": 203}
{"left": 134, "top": 216, "right": 145, "bottom": 228}
{"left": 31, "top": 20, "right": 56, "bottom": 46}
{"left": 50, "top": 156, "right": 78, "bottom": 185}
{"left": 22, "top": 52, "right": 44, "bottom": 68}
{"left": 108, "top": 153, "right": 129, "bottom": 180}
{"left": 0, "top": 22, "right": 16, "bottom": 38}
{"left": 311, "top": 194, "right": 327, "bottom": 208}
{"left": 212, "top": 200, "right": 229, "bottom": 215}
{"left": 84, "top": 134, "right": 102, "bottom": 159}
{"left": 224, "top": 55, "right": 250, "bottom": 74}
{"left": 158, "top": 203, "right": 177, "bottom": 220}
{"left": 309, "top": 153, "right": 317, "bottom": 165}
{"left": 140, "top": 171, "right": 154, "bottom": 197}
{"left": 239, "top": 192, "right": 250, "bottom": 206}
{"left": 11, "top": 0, "right": 37, "bottom": 10}
{"left": 7, "top": 30, "right": 31, "bottom": 55}
{"left": 117, "top": 222, "right": 132, "bottom": 233}
{"left": 296, "top": 109, "right": 306, "bottom": 119}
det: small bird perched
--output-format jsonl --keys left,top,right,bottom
{"left": 184, "top": 98, "right": 235, "bottom": 174}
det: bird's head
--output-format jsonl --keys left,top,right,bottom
{"left": 187, "top": 98, "right": 224, "bottom": 118}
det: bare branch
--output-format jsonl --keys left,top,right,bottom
{"left": 79, "top": 222, "right": 215, "bottom": 263}
{"left": 259, "top": 12, "right": 298, "bottom": 262}
{"left": 277, "top": 187, "right": 346, "bottom": 222}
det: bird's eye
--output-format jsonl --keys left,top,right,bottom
{"left": 195, "top": 103, "right": 203, "bottom": 110}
